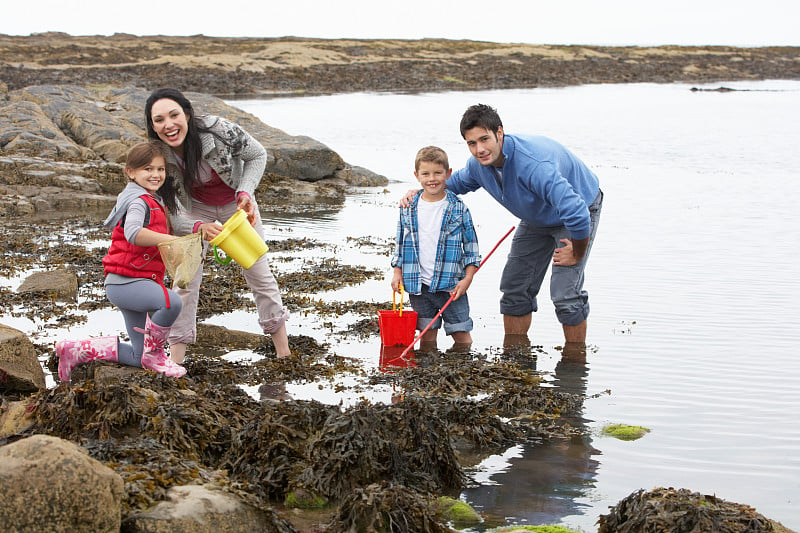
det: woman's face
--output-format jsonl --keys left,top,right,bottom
{"left": 150, "top": 98, "right": 189, "bottom": 156}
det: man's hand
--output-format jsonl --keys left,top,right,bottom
{"left": 553, "top": 237, "right": 588, "bottom": 266}
{"left": 399, "top": 189, "right": 420, "bottom": 208}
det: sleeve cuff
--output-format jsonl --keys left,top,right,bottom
{"left": 193, "top": 221, "right": 203, "bottom": 233}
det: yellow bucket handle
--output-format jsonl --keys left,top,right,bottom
{"left": 393, "top": 284, "right": 404, "bottom": 316}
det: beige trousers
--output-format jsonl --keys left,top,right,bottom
{"left": 168, "top": 200, "right": 289, "bottom": 345}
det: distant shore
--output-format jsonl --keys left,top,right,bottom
{"left": 1, "top": 33, "right": 799, "bottom": 96}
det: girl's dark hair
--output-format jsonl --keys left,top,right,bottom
{"left": 125, "top": 141, "right": 164, "bottom": 172}
{"left": 125, "top": 141, "right": 179, "bottom": 214}
{"left": 459, "top": 104, "right": 503, "bottom": 138}
{"left": 144, "top": 88, "right": 226, "bottom": 200}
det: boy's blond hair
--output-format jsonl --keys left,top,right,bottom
{"left": 415, "top": 146, "right": 449, "bottom": 172}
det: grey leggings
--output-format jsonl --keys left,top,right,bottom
{"left": 106, "top": 279, "right": 183, "bottom": 367}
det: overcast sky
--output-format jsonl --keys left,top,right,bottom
{"left": 1, "top": 0, "right": 798, "bottom": 46}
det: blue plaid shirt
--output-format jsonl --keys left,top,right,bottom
{"left": 391, "top": 190, "right": 481, "bottom": 295}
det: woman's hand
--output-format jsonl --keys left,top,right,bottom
{"left": 237, "top": 194, "right": 257, "bottom": 226}
{"left": 199, "top": 222, "right": 224, "bottom": 241}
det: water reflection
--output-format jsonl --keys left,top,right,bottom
{"left": 258, "top": 381, "right": 291, "bottom": 402}
{"left": 378, "top": 345, "right": 416, "bottom": 403}
{"left": 462, "top": 346, "right": 600, "bottom": 529}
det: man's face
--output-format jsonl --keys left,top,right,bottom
{"left": 464, "top": 126, "right": 504, "bottom": 167}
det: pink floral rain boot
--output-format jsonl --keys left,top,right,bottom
{"left": 139, "top": 316, "right": 186, "bottom": 378}
{"left": 56, "top": 336, "right": 118, "bottom": 383}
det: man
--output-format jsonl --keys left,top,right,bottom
{"left": 444, "top": 104, "right": 602, "bottom": 346}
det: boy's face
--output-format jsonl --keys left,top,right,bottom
{"left": 415, "top": 161, "right": 451, "bottom": 197}
{"left": 464, "top": 126, "right": 504, "bottom": 167}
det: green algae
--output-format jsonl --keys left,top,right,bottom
{"left": 602, "top": 423, "right": 651, "bottom": 441}
{"left": 492, "top": 526, "right": 582, "bottom": 533}
{"left": 436, "top": 496, "right": 482, "bottom": 528}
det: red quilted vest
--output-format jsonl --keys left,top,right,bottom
{"left": 103, "top": 194, "right": 169, "bottom": 285}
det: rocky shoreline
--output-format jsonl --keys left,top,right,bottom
{"left": 2, "top": 33, "right": 799, "bottom": 96}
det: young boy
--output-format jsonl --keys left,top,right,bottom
{"left": 391, "top": 146, "right": 481, "bottom": 349}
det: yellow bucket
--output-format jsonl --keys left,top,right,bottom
{"left": 209, "top": 210, "right": 268, "bottom": 270}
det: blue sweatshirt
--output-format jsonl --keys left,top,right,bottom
{"left": 448, "top": 134, "right": 600, "bottom": 240}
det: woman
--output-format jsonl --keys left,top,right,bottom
{"left": 144, "top": 88, "right": 291, "bottom": 361}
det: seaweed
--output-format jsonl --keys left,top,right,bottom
{"left": 598, "top": 487, "right": 776, "bottom": 533}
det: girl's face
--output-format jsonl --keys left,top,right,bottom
{"left": 126, "top": 156, "right": 166, "bottom": 193}
{"left": 149, "top": 98, "right": 189, "bottom": 156}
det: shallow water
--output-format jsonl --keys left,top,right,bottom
{"left": 5, "top": 81, "right": 798, "bottom": 531}
{"left": 229, "top": 81, "right": 800, "bottom": 531}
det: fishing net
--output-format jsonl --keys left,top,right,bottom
{"left": 158, "top": 232, "right": 203, "bottom": 289}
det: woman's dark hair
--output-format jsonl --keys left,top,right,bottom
{"left": 459, "top": 104, "right": 503, "bottom": 138}
{"left": 144, "top": 88, "right": 222, "bottom": 200}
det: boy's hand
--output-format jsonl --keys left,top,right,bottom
{"left": 451, "top": 277, "right": 473, "bottom": 300}
{"left": 390, "top": 269, "right": 403, "bottom": 293}
{"left": 399, "top": 189, "right": 419, "bottom": 208}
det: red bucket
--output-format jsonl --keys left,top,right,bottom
{"left": 378, "top": 287, "right": 417, "bottom": 346}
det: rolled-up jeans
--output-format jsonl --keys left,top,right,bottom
{"left": 169, "top": 199, "right": 289, "bottom": 345}
{"left": 499, "top": 189, "right": 603, "bottom": 326}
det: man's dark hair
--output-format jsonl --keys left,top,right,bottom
{"left": 459, "top": 104, "right": 503, "bottom": 138}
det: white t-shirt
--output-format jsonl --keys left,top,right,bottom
{"left": 417, "top": 197, "right": 447, "bottom": 286}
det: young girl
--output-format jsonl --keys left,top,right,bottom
{"left": 56, "top": 141, "right": 187, "bottom": 381}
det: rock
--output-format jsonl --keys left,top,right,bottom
{"left": 0, "top": 99, "right": 91, "bottom": 159}
{"left": 0, "top": 324, "right": 45, "bottom": 392}
{"left": 338, "top": 165, "right": 389, "bottom": 187}
{"left": 0, "top": 434, "right": 124, "bottom": 532}
{"left": 17, "top": 268, "right": 78, "bottom": 302}
{"left": 1, "top": 84, "right": 386, "bottom": 216}
{"left": 196, "top": 323, "right": 264, "bottom": 350}
{"left": 86, "top": 362, "right": 142, "bottom": 384}
{"left": 120, "top": 484, "right": 289, "bottom": 533}
{"left": 12, "top": 85, "right": 143, "bottom": 163}
{"left": 0, "top": 398, "right": 36, "bottom": 438}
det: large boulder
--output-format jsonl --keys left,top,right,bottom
{"left": 0, "top": 434, "right": 125, "bottom": 532}
{"left": 0, "top": 323, "right": 45, "bottom": 392}
{"left": 0, "top": 84, "right": 387, "bottom": 217}
{"left": 0, "top": 99, "right": 91, "bottom": 159}
{"left": 12, "top": 85, "right": 143, "bottom": 163}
